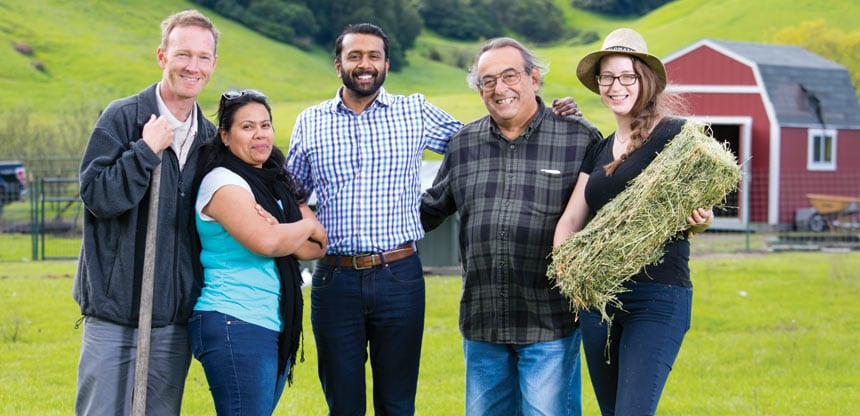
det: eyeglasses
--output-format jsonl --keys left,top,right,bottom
{"left": 596, "top": 74, "right": 639, "bottom": 87}
{"left": 221, "top": 89, "right": 267, "bottom": 101}
{"left": 478, "top": 69, "right": 525, "bottom": 92}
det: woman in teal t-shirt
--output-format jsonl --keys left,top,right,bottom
{"left": 190, "top": 89, "right": 327, "bottom": 415}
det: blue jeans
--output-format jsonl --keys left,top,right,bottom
{"left": 580, "top": 282, "right": 692, "bottom": 416}
{"left": 311, "top": 254, "right": 425, "bottom": 415}
{"left": 463, "top": 330, "right": 583, "bottom": 416}
{"left": 75, "top": 316, "right": 190, "bottom": 416}
{"left": 188, "top": 311, "right": 287, "bottom": 415}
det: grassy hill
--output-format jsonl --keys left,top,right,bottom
{"left": 1, "top": 0, "right": 859, "bottom": 153}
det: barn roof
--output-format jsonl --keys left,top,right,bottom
{"left": 671, "top": 39, "right": 860, "bottom": 129}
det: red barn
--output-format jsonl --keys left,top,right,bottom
{"left": 663, "top": 39, "right": 860, "bottom": 230}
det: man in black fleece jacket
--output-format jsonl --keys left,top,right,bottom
{"left": 73, "top": 9, "right": 218, "bottom": 415}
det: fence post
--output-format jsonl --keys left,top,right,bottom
{"left": 29, "top": 178, "right": 39, "bottom": 260}
{"left": 742, "top": 161, "right": 752, "bottom": 252}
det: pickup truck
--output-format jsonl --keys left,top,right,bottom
{"left": 0, "top": 160, "right": 27, "bottom": 216}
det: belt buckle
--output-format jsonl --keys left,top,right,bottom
{"left": 352, "top": 254, "right": 375, "bottom": 270}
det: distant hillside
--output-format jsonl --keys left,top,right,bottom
{"left": 1, "top": 0, "right": 858, "bottom": 158}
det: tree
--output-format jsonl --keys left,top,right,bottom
{"left": 191, "top": 0, "right": 319, "bottom": 50}
{"left": 420, "top": 0, "right": 502, "bottom": 40}
{"left": 570, "top": 0, "right": 674, "bottom": 16}
{"left": 244, "top": 0, "right": 297, "bottom": 43}
{"left": 308, "top": 0, "right": 423, "bottom": 71}
{"left": 773, "top": 20, "right": 860, "bottom": 98}
{"left": 491, "top": 0, "right": 568, "bottom": 43}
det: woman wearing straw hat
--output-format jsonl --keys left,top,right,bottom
{"left": 553, "top": 28, "right": 713, "bottom": 415}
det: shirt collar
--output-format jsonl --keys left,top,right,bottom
{"left": 154, "top": 82, "right": 196, "bottom": 131}
{"left": 329, "top": 86, "right": 392, "bottom": 113}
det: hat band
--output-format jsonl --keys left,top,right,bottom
{"left": 605, "top": 46, "right": 636, "bottom": 52}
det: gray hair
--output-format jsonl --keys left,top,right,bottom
{"left": 466, "top": 37, "right": 548, "bottom": 90}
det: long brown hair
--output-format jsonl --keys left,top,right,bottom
{"left": 603, "top": 57, "right": 684, "bottom": 175}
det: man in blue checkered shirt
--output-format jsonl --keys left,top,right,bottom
{"left": 286, "top": 23, "right": 461, "bottom": 415}
{"left": 420, "top": 37, "right": 601, "bottom": 416}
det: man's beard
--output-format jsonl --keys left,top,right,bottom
{"left": 341, "top": 68, "right": 386, "bottom": 98}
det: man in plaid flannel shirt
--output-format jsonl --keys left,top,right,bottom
{"left": 421, "top": 37, "right": 601, "bottom": 416}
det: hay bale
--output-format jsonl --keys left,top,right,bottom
{"left": 548, "top": 120, "right": 741, "bottom": 322}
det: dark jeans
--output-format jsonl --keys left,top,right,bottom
{"left": 188, "top": 311, "right": 287, "bottom": 416}
{"left": 311, "top": 254, "right": 425, "bottom": 416}
{"left": 580, "top": 282, "right": 692, "bottom": 416}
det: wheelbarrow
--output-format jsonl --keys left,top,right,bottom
{"left": 806, "top": 194, "right": 860, "bottom": 232}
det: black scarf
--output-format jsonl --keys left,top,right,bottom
{"left": 218, "top": 152, "right": 303, "bottom": 384}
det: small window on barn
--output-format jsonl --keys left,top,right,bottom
{"left": 807, "top": 128, "right": 836, "bottom": 171}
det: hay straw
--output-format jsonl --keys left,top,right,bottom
{"left": 548, "top": 120, "right": 741, "bottom": 323}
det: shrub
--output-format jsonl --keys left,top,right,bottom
{"left": 13, "top": 42, "right": 34, "bottom": 56}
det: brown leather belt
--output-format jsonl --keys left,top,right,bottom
{"left": 320, "top": 242, "right": 415, "bottom": 270}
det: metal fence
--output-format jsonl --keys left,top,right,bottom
{"left": 769, "top": 171, "right": 860, "bottom": 252}
{"left": 2, "top": 159, "right": 858, "bottom": 263}
{"left": 0, "top": 157, "right": 83, "bottom": 261}
{"left": 0, "top": 176, "right": 82, "bottom": 261}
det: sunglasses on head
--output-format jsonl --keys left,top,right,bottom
{"left": 221, "top": 89, "right": 267, "bottom": 101}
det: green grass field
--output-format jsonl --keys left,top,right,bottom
{"left": 1, "top": 251, "right": 858, "bottom": 415}
{"left": 3, "top": 1, "right": 860, "bottom": 412}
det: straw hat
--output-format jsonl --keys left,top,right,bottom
{"left": 576, "top": 28, "right": 666, "bottom": 94}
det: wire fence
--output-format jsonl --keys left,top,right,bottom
{"left": 1, "top": 158, "right": 82, "bottom": 261}
{"left": 1, "top": 159, "right": 858, "bottom": 263}
{"left": 771, "top": 171, "right": 860, "bottom": 251}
